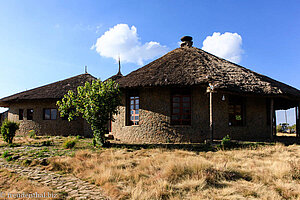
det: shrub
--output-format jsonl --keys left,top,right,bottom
{"left": 6, "top": 156, "right": 13, "bottom": 162}
{"left": 62, "top": 139, "right": 77, "bottom": 149}
{"left": 2, "top": 150, "right": 10, "bottom": 158}
{"left": 1, "top": 120, "right": 19, "bottom": 144}
{"left": 221, "top": 135, "right": 232, "bottom": 149}
{"left": 28, "top": 130, "right": 36, "bottom": 139}
{"left": 76, "top": 135, "right": 84, "bottom": 140}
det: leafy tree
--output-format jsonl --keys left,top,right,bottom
{"left": 1, "top": 120, "right": 19, "bottom": 144}
{"left": 57, "top": 79, "right": 121, "bottom": 147}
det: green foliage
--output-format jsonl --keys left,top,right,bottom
{"left": 6, "top": 156, "right": 13, "bottom": 162}
{"left": 1, "top": 120, "right": 19, "bottom": 144}
{"left": 28, "top": 130, "right": 36, "bottom": 139}
{"left": 2, "top": 150, "right": 10, "bottom": 158}
{"left": 62, "top": 139, "right": 77, "bottom": 149}
{"left": 221, "top": 135, "right": 232, "bottom": 149}
{"left": 76, "top": 135, "right": 84, "bottom": 140}
{"left": 57, "top": 79, "right": 121, "bottom": 147}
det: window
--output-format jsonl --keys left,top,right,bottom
{"left": 19, "top": 109, "right": 23, "bottom": 120}
{"left": 228, "top": 96, "right": 245, "bottom": 126}
{"left": 43, "top": 108, "right": 57, "bottom": 120}
{"left": 127, "top": 92, "right": 139, "bottom": 125}
{"left": 171, "top": 89, "right": 191, "bottom": 125}
{"left": 27, "top": 109, "right": 34, "bottom": 120}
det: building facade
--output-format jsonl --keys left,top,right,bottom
{"left": 111, "top": 36, "right": 300, "bottom": 143}
{"left": 0, "top": 73, "right": 95, "bottom": 137}
{"left": 1, "top": 36, "right": 299, "bottom": 142}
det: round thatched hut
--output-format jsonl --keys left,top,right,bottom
{"left": 110, "top": 36, "right": 300, "bottom": 143}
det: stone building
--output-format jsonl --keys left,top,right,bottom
{"left": 0, "top": 36, "right": 299, "bottom": 143}
{"left": 0, "top": 73, "right": 96, "bottom": 136}
{"left": 0, "top": 110, "right": 8, "bottom": 126}
{"left": 111, "top": 36, "right": 300, "bottom": 143}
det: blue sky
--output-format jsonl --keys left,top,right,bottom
{"left": 0, "top": 0, "right": 299, "bottom": 124}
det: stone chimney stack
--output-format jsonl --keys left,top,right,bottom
{"left": 180, "top": 36, "right": 193, "bottom": 47}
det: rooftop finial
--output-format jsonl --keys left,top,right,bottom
{"left": 180, "top": 36, "right": 193, "bottom": 47}
{"left": 117, "top": 56, "right": 122, "bottom": 75}
{"left": 85, "top": 65, "right": 88, "bottom": 74}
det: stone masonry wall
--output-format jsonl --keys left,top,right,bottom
{"left": 111, "top": 86, "right": 270, "bottom": 143}
{"left": 8, "top": 100, "right": 92, "bottom": 137}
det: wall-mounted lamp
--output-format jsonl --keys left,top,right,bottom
{"left": 222, "top": 95, "right": 226, "bottom": 101}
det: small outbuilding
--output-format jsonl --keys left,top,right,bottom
{"left": 111, "top": 36, "right": 300, "bottom": 143}
{"left": 0, "top": 73, "right": 96, "bottom": 137}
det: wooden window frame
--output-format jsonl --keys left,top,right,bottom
{"left": 27, "top": 109, "right": 34, "bottom": 120}
{"left": 43, "top": 108, "right": 57, "bottom": 120}
{"left": 19, "top": 109, "right": 24, "bottom": 120}
{"left": 228, "top": 96, "right": 246, "bottom": 126}
{"left": 126, "top": 91, "right": 139, "bottom": 126}
{"left": 171, "top": 89, "right": 191, "bottom": 125}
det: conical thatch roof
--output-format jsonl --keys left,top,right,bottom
{"left": 117, "top": 47, "right": 300, "bottom": 100}
{"left": 0, "top": 73, "right": 96, "bottom": 106}
{"left": 105, "top": 72, "right": 123, "bottom": 82}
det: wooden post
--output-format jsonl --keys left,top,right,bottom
{"left": 270, "top": 98, "right": 274, "bottom": 141}
{"left": 273, "top": 108, "right": 277, "bottom": 137}
{"left": 209, "top": 91, "right": 213, "bottom": 144}
{"left": 296, "top": 103, "right": 300, "bottom": 138}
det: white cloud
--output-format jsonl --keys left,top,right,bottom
{"left": 202, "top": 32, "right": 243, "bottom": 63}
{"left": 95, "top": 25, "right": 103, "bottom": 33}
{"left": 91, "top": 24, "right": 168, "bottom": 65}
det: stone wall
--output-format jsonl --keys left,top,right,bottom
{"left": 111, "top": 86, "right": 270, "bottom": 143}
{"left": 0, "top": 110, "right": 8, "bottom": 126}
{"left": 8, "top": 100, "right": 92, "bottom": 137}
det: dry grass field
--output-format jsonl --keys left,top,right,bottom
{"left": 48, "top": 143, "right": 300, "bottom": 200}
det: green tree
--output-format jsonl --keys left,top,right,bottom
{"left": 1, "top": 120, "right": 19, "bottom": 144}
{"left": 57, "top": 79, "right": 121, "bottom": 147}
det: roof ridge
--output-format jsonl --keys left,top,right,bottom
{"left": 116, "top": 46, "right": 300, "bottom": 99}
{"left": 0, "top": 73, "right": 97, "bottom": 103}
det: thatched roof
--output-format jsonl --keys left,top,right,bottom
{"left": 117, "top": 47, "right": 300, "bottom": 100}
{"left": 105, "top": 72, "right": 123, "bottom": 82}
{"left": 0, "top": 73, "right": 96, "bottom": 106}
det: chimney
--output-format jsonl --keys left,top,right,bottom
{"left": 180, "top": 36, "right": 193, "bottom": 47}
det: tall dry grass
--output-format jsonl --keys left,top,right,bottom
{"left": 48, "top": 144, "right": 300, "bottom": 200}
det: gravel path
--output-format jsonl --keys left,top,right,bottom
{"left": 0, "top": 159, "right": 109, "bottom": 200}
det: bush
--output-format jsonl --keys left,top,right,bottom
{"left": 1, "top": 150, "right": 10, "bottom": 158}
{"left": 28, "top": 130, "right": 36, "bottom": 139}
{"left": 221, "top": 135, "right": 232, "bottom": 149}
{"left": 62, "top": 139, "right": 77, "bottom": 149}
{"left": 76, "top": 135, "right": 84, "bottom": 140}
{"left": 6, "top": 156, "right": 13, "bottom": 162}
{"left": 1, "top": 120, "right": 19, "bottom": 144}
